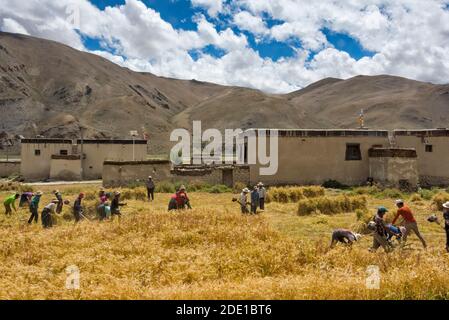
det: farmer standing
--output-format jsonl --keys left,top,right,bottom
{"left": 240, "top": 188, "right": 250, "bottom": 214}
{"left": 257, "top": 182, "right": 266, "bottom": 211}
{"left": 146, "top": 176, "right": 155, "bottom": 202}
{"left": 392, "top": 199, "right": 427, "bottom": 248}
{"left": 3, "top": 193, "right": 19, "bottom": 215}
{"left": 73, "top": 193, "right": 85, "bottom": 222}
{"left": 250, "top": 186, "right": 259, "bottom": 214}
{"left": 28, "top": 191, "right": 42, "bottom": 224}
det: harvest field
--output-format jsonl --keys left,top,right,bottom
{"left": 1, "top": 183, "right": 449, "bottom": 300}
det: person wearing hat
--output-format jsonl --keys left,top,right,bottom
{"left": 110, "top": 191, "right": 125, "bottom": 217}
{"left": 99, "top": 187, "right": 107, "bottom": 204}
{"left": 73, "top": 193, "right": 85, "bottom": 222}
{"left": 42, "top": 200, "right": 58, "bottom": 228}
{"left": 176, "top": 185, "right": 191, "bottom": 209}
{"left": 240, "top": 188, "right": 250, "bottom": 214}
{"left": 53, "top": 190, "right": 64, "bottom": 214}
{"left": 392, "top": 199, "right": 427, "bottom": 248}
{"left": 257, "top": 182, "right": 266, "bottom": 211}
{"left": 442, "top": 202, "right": 449, "bottom": 252}
{"left": 250, "top": 186, "right": 259, "bottom": 214}
{"left": 371, "top": 206, "right": 394, "bottom": 252}
{"left": 3, "top": 193, "right": 20, "bottom": 215}
{"left": 146, "top": 176, "right": 155, "bottom": 202}
{"left": 330, "top": 229, "right": 362, "bottom": 248}
{"left": 28, "top": 191, "right": 42, "bottom": 224}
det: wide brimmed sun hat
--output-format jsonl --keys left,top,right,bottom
{"left": 242, "top": 188, "right": 250, "bottom": 193}
{"left": 395, "top": 199, "right": 404, "bottom": 205}
{"left": 443, "top": 201, "right": 449, "bottom": 209}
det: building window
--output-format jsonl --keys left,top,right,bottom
{"left": 60, "top": 150, "right": 68, "bottom": 156}
{"left": 425, "top": 145, "right": 433, "bottom": 153}
{"left": 345, "top": 144, "right": 362, "bottom": 161}
{"left": 34, "top": 149, "right": 41, "bottom": 156}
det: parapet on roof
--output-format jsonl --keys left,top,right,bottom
{"left": 242, "top": 129, "right": 389, "bottom": 137}
{"left": 394, "top": 129, "right": 449, "bottom": 137}
{"left": 21, "top": 138, "right": 147, "bottom": 145}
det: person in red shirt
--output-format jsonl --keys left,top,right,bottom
{"left": 393, "top": 199, "right": 427, "bottom": 248}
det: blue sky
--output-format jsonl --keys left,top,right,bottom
{"left": 87, "top": 0, "right": 375, "bottom": 63}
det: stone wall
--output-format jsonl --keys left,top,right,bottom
{"left": 49, "top": 156, "right": 82, "bottom": 181}
{"left": 368, "top": 148, "right": 419, "bottom": 189}
{"left": 103, "top": 161, "right": 251, "bottom": 187}
{"left": 103, "top": 160, "right": 172, "bottom": 187}
{"left": 0, "top": 160, "right": 21, "bottom": 178}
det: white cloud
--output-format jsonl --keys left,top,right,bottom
{"left": 0, "top": 0, "right": 448, "bottom": 94}
{"left": 1, "top": 18, "right": 30, "bottom": 35}
{"left": 191, "top": 0, "right": 224, "bottom": 17}
{"left": 233, "top": 11, "right": 268, "bottom": 36}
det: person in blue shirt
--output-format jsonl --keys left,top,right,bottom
{"left": 250, "top": 186, "right": 259, "bottom": 214}
{"left": 28, "top": 191, "right": 42, "bottom": 224}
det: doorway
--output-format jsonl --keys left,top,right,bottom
{"left": 222, "top": 169, "right": 234, "bottom": 188}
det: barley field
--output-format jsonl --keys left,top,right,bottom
{"left": 1, "top": 183, "right": 449, "bottom": 300}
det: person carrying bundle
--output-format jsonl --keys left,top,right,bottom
{"left": 369, "top": 206, "right": 396, "bottom": 252}
{"left": 53, "top": 190, "right": 64, "bottom": 214}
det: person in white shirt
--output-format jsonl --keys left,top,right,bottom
{"left": 42, "top": 200, "right": 58, "bottom": 228}
{"left": 257, "top": 182, "right": 266, "bottom": 211}
{"left": 240, "top": 188, "right": 250, "bottom": 214}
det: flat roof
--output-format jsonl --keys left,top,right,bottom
{"left": 21, "top": 138, "right": 72, "bottom": 144}
{"left": 394, "top": 129, "right": 449, "bottom": 137}
{"left": 242, "top": 129, "right": 389, "bottom": 137}
{"left": 77, "top": 139, "right": 147, "bottom": 145}
{"left": 20, "top": 138, "right": 147, "bottom": 145}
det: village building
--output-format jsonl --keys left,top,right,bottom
{"left": 2, "top": 128, "right": 449, "bottom": 189}
{"left": 19, "top": 138, "right": 147, "bottom": 181}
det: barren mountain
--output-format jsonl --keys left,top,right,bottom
{"left": 0, "top": 32, "right": 448, "bottom": 153}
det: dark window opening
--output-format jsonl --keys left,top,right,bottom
{"left": 425, "top": 145, "right": 433, "bottom": 153}
{"left": 346, "top": 144, "right": 362, "bottom": 161}
{"left": 34, "top": 149, "right": 41, "bottom": 156}
{"left": 60, "top": 150, "right": 68, "bottom": 156}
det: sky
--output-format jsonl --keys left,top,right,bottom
{"left": 0, "top": 0, "right": 448, "bottom": 93}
